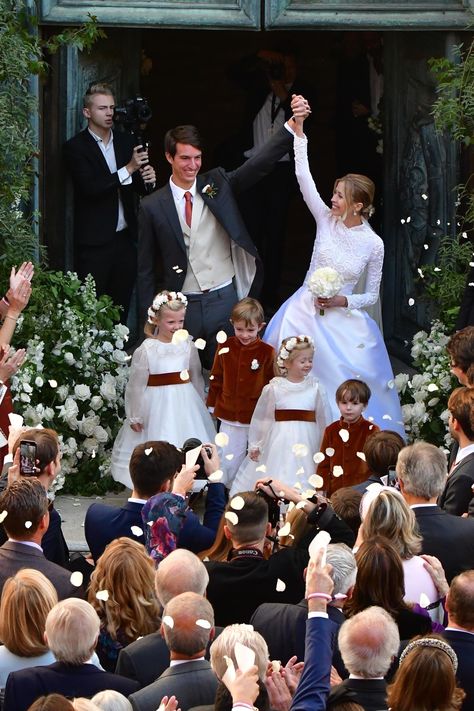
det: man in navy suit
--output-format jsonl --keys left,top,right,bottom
{"left": 137, "top": 109, "right": 306, "bottom": 367}
{"left": 64, "top": 83, "right": 156, "bottom": 319}
{"left": 4, "top": 598, "right": 138, "bottom": 711}
{"left": 439, "top": 387, "right": 474, "bottom": 516}
{"left": 85, "top": 440, "right": 225, "bottom": 562}
{"left": 444, "top": 570, "right": 474, "bottom": 711}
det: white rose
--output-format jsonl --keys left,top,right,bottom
{"left": 56, "top": 385, "right": 69, "bottom": 401}
{"left": 394, "top": 373, "right": 410, "bottom": 393}
{"left": 100, "top": 375, "right": 117, "bottom": 402}
{"left": 20, "top": 392, "right": 31, "bottom": 403}
{"left": 64, "top": 352, "right": 75, "bottom": 365}
{"left": 65, "top": 437, "right": 78, "bottom": 454}
{"left": 58, "top": 397, "right": 79, "bottom": 422}
{"left": 94, "top": 425, "right": 108, "bottom": 443}
{"left": 83, "top": 437, "right": 99, "bottom": 454}
{"left": 112, "top": 349, "right": 127, "bottom": 364}
{"left": 114, "top": 324, "right": 129, "bottom": 339}
{"left": 78, "top": 414, "right": 100, "bottom": 437}
{"left": 412, "top": 402, "right": 427, "bottom": 423}
{"left": 413, "top": 390, "right": 427, "bottom": 403}
{"left": 90, "top": 396, "right": 104, "bottom": 411}
{"left": 44, "top": 407, "right": 55, "bottom": 420}
{"left": 102, "top": 341, "right": 114, "bottom": 353}
{"left": 35, "top": 376, "right": 44, "bottom": 387}
{"left": 440, "top": 408, "right": 450, "bottom": 424}
{"left": 74, "top": 384, "right": 91, "bottom": 401}
{"left": 411, "top": 374, "right": 426, "bottom": 389}
{"left": 23, "top": 382, "right": 33, "bottom": 394}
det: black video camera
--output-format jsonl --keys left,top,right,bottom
{"left": 114, "top": 96, "right": 152, "bottom": 131}
{"left": 181, "top": 438, "right": 211, "bottom": 480}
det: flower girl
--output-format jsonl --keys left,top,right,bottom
{"left": 111, "top": 291, "right": 216, "bottom": 488}
{"left": 229, "top": 335, "right": 330, "bottom": 496}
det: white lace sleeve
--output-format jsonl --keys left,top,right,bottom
{"left": 346, "top": 236, "right": 384, "bottom": 310}
{"left": 125, "top": 344, "right": 149, "bottom": 424}
{"left": 189, "top": 341, "right": 205, "bottom": 400}
{"left": 294, "top": 134, "right": 330, "bottom": 224}
{"left": 248, "top": 382, "right": 276, "bottom": 451}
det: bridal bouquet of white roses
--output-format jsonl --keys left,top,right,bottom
{"left": 307, "top": 267, "right": 344, "bottom": 315}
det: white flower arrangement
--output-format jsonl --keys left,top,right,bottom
{"left": 202, "top": 183, "right": 218, "bottom": 199}
{"left": 250, "top": 359, "right": 260, "bottom": 371}
{"left": 10, "top": 272, "right": 131, "bottom": 496}
{"left": 307, "top": 267, "right": 344, "bottom": 315}
{"left": 395, "top": 320, "right": 456, "bottom": 447}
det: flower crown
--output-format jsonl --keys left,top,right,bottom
{"left": 147, "top": 291, "right": 188, "bottom": 324}
{"left": 277, "top": 335, "right": 314, "bottom": 370}
{"left": 399, "top": 637, "right": 458, "bottom": 673}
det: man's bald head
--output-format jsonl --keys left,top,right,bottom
{"left": 155, "top": 549, "right": 209, "bottom": 606}
{"left": 338, "top": 606, "right": 400, "bottom": 678}
{"left": 161, "top": 592, "right": 214, "bottom": 656}
{"left": 447, "top": 570, "right": 474, "bottom": 631}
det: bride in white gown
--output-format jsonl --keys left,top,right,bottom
{"left": 264, "top": 98, "right": 405, "bottom": 436}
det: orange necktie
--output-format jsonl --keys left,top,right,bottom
{"left": 184, "top": 191, "right": 192, "bottom": 228}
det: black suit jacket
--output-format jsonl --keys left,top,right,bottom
{"left": 85, "top": 485, "right": 226, "bottom": 562}
{"left": 328, "top": 678, "right": 387, "bottom": 711}
{"left": 413, "top": 505, "right": 474, "bottom": 582}
{"left": 64, "top": 129, "right": 142, "bottom": 247}
{"left": 129, "top": 660, "right": 218, "bottom": 711}
{"left": 439, "top": 452, "right": 474, "bottom": 516}
{"left": 4, "top": 660, "right": 138, "bottom": 711}
{"left": 0, "top": 541, "right": 82, "bottom": 600}
{"left": 137, "top": 125, "right": 293, "bottom": 322}
{"left": 443, "top": 629, "right": 474, "bottom": 711}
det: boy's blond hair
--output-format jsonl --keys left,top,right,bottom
{"left": 231, "top": 298, "right": 265, "bottom": 327}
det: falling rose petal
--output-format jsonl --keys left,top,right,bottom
{"left": 333, "top": 465, "right": 344, "bottom": 477}
{"left": 436, "top": 219, "right": 441, "bottom": 225}
{"left": 279, "top": 491, "right": 285, "bottom": 497}
{"left": 406, "top": 216, "right": 411, "bottom": 223}
{"left": 271, "top": 660, "right": 281, "bottom": 672}
{"left": 387, "top": 379, "right": 395, "bottom": 389}
{"left": 70, "top": 571, "right": 84, "bottom": 587}
{"left": 202, "top": 556, "right": 210, "bottom": 562}
{"left": 230, "top": 496, "right": 245, "bottom": 511}
{"left": 225, "top": 511, "right": 239, "bottom": 525}
{"left": 357, "top": 451, "right": 366, "bottom": 461}
{"left": 96, "top": 590, "right": 109, "bottom": 602}
{"left": 427, "top": 383, "right": 439, "bottom": 392}
{"left": 287, "top": 501, "right": 295, "bottom": 512}
{"left": 368, "top": 416, "right": 374, "bottom": 422}
{"left": 215, "top": 432, "right": 229, "bottom": 447}
{"left": 308, "top": 474, "right": 324, "bottom": 489}
{"left": 295, "top": 500, "right": 306, "bottom": 509}
{"left": 208, "top": 470, "right": 224, "bottom": 482}
{"left": 209, "top": 375, "right": 214, "bottom": 380}
{"left": 176, "top": 269, "right": 183, "bottom": 274}
{"left": 302, "top": 489, "right": 316, "bottom": 499}
{"left": 296, "top": 466, "right": 305, "bottom": 475}
{"left": 218, "top": 347, "right": 230, "bottom": 355}
{"left": 400, "top": 219, "right": 406, "bottom": 224}
{"left": 382, "top": 414, "right": 392, "bottom": 420}
{"left": 225, "top": 454, "right": 234, "bottom": 461}
{"left": 0, "top": 511, "right": 7, "bottom": 524}
{"left": 25, "top": 521, "right": 32, "bottom": 529}
{"left": 255, "top": 464, "right": 267, "bottom": 473}
{"left": 423, "top": 244, "right": 429, "bottom": 250}
{"left": 294, "top": 482, "right": 302, "bottom": 490}
{"left": 147, "top": 520, "right": 154, "bottom": 526}
{"left": 462, "top": 232, "right": 468, "bottom": 239}
{"left": 313, "top": 452, "right": 325, "bottom": 464}
{"left": 325, "top": 447, "right": 335, "bottom": 457}
{"left": 369, "top": 424, "right": 374, "bottom": 430}
{"left": 194, "top": 338, "right": 206, "bottom": 350}
{"left": 145, "top": 447, "right": 153, "bottom": 456}
{"left": 180, "top": 369, "right": 189, "bottom": 381}
{"left": 276, "top": 578, "right": 286, "bottom": 592}
{"left": 292, "top": 443, "right": 308, "bottom": 457}
{"left": 408, "top": 298, "right": 415, "bottom": 306}
{"left": 196, "top": 619, "right": 211, "bottom": 629}
{"left": 434, "top": 267, "right": 441, "bottom": 272}
{"left": 48, "top": 379, "right": 58, "bottom": 388}
{"left": 216, "top": 331, "right": 228, "bottom": 344}
{"left": 172, "top": 265, "right": 180, "bottom": 270}
{"left": 91, "top": 449, "right": 96, "bottom": 459}
{"left": 131, "top": 525, "right": 143, "bottom": 537}
{"left": 419, "top": 593, "right": 430, "bottom": 609}
{"left": 278, "top": 522, "right": 291, "bottom": 537}
{"left": 421, "top": 193, "right": 428, "bottom": 200}
{"left": 172, "top": 329, "right": 189, "bottom": 345}
{"left": 338, "top": 429, "right": 349, "bottom": 443}
{"left": 163, "top": 615, "right": 174, "bottom": 628}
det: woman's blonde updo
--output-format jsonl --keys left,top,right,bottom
{"left": 335, "top": 173, "right": 375, "bottom": 220}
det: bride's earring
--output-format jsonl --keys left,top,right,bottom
{"left": 353, "top": 210, "right": 358, "bottom": 216}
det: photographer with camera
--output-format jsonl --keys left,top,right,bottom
{"left": 204, "top": 478, "right": 354, "bottom": 627}
{"left": 64, "top": 82, "right": 156, "bottom": 321}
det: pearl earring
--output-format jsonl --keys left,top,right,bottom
{"left": 353, "top": 211, "right": 358, "bottom": 216}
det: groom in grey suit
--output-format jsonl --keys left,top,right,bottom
{"left": 137, "top": 120, "right": 295, "bottom": 367}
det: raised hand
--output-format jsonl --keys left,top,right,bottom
{"left": 0, "top": 345, "right": 26, "bottom": 382}
{"left": 172, "top": 463, "right": 199, "bottom": 496}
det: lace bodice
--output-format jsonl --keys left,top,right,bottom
{"left": 294, "top": 135, "right": 384, "bottom": 310}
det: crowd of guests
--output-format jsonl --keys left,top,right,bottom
{"left": 0, "top": 289, "right": 471, "bottom": 710}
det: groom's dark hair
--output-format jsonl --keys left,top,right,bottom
{"left": 164, "top": 125, "right": 202, "bottom": 158}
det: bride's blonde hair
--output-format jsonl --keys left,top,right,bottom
{"left": 334, "top": 173, "right": 375, "bottom": 220}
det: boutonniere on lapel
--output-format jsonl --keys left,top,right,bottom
{"left": 250, "top": 359, "right": 260, "bottom": 371}
{"left": 202, "top": 182, "right": 218, "bottom": 199}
